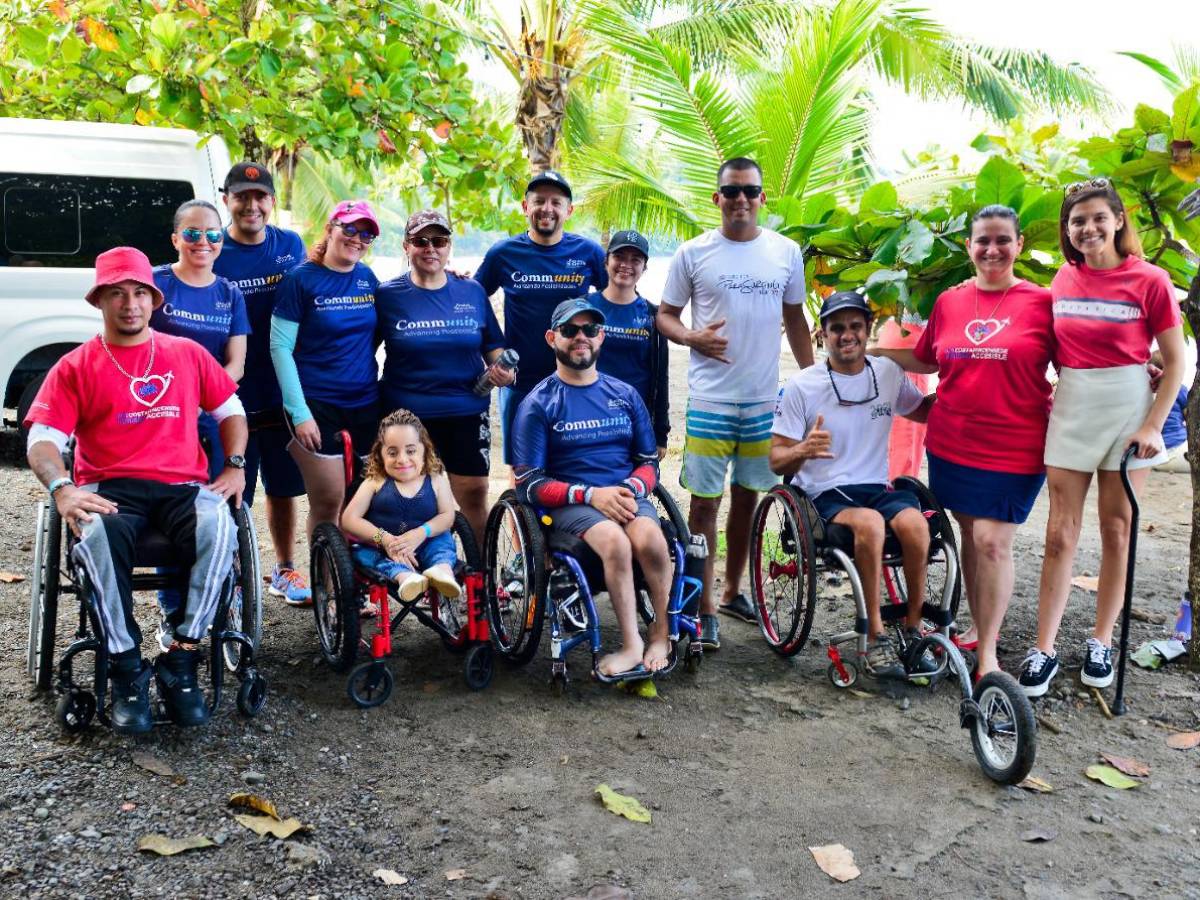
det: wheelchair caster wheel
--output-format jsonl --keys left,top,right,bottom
{"left": 236, "top": 672, "right": 268, "bottom": 717}
{"left": 685, "top": 649, "right": 702, "bottom": 674}
{"left": 551, "top": 674, "right": 568, "bottom": 696}
{"left": 970, "top": 671, "right": 1037, "bottom": 784}
{"left": 56, "top": 690, "right": 96, "bottom": 733}
{"left": 827, "top": 661, "right": 857, "bottom": 689}
{"left": 464, "top": 643, "right": 494, "bottom": 691}
{"left": 347, "top": 662, "right": 393, "bottom": 709}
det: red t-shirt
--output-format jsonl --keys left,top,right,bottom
{"left": 914, "top": 281, "right": 1055, "bottom": 474}
{"left": 24, "top": 331, "right": 238, "bottom": 486}
{"left": 1051, "top": 256, "right": 1181, "bottom": 369}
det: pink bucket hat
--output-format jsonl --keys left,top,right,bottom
{"left": 85, "top": 247, "right": 164, "bottom": 308}
{"left": 329, "top": 199, "right": 380, "bottom": 234}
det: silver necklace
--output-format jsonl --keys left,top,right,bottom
{"left": 100, "top": 331, "right": 155, "bottom": 382}
{"left": 971, "top": 279, "right": 1019, "bottom": 340}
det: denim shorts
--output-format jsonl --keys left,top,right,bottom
{"left": 351, "top": 531, "right": 458, "bottom": 580}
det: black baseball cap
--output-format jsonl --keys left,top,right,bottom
{"left": 222, "top": 162, "right": 275, "bottom": 196}
{"left": 526, "top": 169, "right": 573, "bottom": 200}
{"left": 607, "top": 229, "right": 649, "bottom": 259}
{"left": 819, "top": 290, "right": 873, "bottom": 324}
{"left": 550, "top": 297, "right": 606, "bottom": 330}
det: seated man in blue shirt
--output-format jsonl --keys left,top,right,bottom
{"left": 512, "top": 298, "right": 672, "bottom": 677}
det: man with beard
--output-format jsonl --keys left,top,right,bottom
{"left": 769, "top": 291, "right": 934, "bottom": 678}
{"left": 512, "top": 298, "right": 673, "bottom": 677}
{"left": 475, "top": 171, "right": 607, "bottom": 467}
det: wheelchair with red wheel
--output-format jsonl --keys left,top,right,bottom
{"left": 749, "top": 477, "right": 1037, "bottom": 784}
{"left": 308, "top": 431, "right": 492, "bottom": 708}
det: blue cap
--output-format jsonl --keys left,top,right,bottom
{"left": 550, "top": 297, "right": 606, "bottom": 330}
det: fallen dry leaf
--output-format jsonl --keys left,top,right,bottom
{"left": 1166, "top": 731, "right": 1200, "bottom": 750}
{"left": 120, "top": 802, "right": 137, "bottom": 812}
{"left": 848, "top": 689, "right": 873, "bottom": 699}
{"left": 1017, "top": 776, "right": 1054, "bottom": 794}
{"left": 373, "top": 868, "right": 409, "bottom": 886}
{"left": 0, "top": 571, "right": 25, "bottom": 583}
{"left": 233, "top": 813, "right": 311, "bottom": 839}
{"left": 1099, "top": 752, "right": 1150, "bottom": 777}
{"left": 228, "top": 792, "right": 280, "bottom": 820}
{"left": 136, "top": 833, "right": 215, "bottom": 856}
{"left": 595, "top": 784, "right": 652, "bottom": 824}
{"left": 808, "top": 844, "right": 860, "bottom": 882}
{"left": 445, "top": 868, "right": 467, "bottom": 881}
{"left": 1085, "top": 764, "right": 1140, "bottom": 789}
{"left": 131, "top": 752, "right": 175, "bottom": 778}
{"left": 1071, "top": 575, "right": 1099, "bottom": 592}
{"left": 1020, "top": 827, "right": 1057, "bottom": 843}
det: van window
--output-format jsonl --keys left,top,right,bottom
{"left": 1, "top": 173, "right": 194, "bottom": 268}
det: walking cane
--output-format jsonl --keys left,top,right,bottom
{"left": 1113, "top": 444, "right": 1140, "bottom": 716}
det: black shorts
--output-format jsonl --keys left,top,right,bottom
{"left": 287, "top": 397, "right": 380, "bottom": 458}
{"left": 422, "top": 410, "right": 491, "bottom": 477}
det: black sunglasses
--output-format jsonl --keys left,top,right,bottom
{"left": 336, "top": 222, "right": 377, "bottom": 243}
{"left": 827, "top": 359, "right": 879, "bottom": 407}
{"left": 408, "top": 235, "right": 450, "bottom": 248}
{"left": 718, "top": 184, "right": 763, "bottom": 199}
{"left": 557, "top": 322, "right": 602, "bottom": 339}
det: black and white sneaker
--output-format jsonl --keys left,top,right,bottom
{"left": 1018, "top": 648, "right": 1059, "bottom": 697}
{"left": 1080, "top": 637, "right": 1114, "bottom": 688}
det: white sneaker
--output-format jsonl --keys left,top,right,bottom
{"left": 423, "top": 563, "right": 461, "bottom": 599}
{"left": 398, "top": 572, "right": 429, "bottom": 602}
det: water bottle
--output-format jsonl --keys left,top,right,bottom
{"left": 474, "top": 348, "right": 519, "bottom": 397}
{"left": 1172, "top": 590, "right": 1192, "bottom": 643}
{"left": 682, "top": 534, "right": 708, "bottom": 618}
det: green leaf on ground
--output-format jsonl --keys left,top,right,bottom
{"left": 594, "top": 784, "right": 651, "bottom": 824}
{"left": 1085, "top": 764, "right": 1140, "bottom": 789}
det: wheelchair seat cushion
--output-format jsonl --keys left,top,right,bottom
{"left": 818, "top": 510, "right": 942, "bottom": 559}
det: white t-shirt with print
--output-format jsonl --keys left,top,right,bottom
{"left": 772, "top": 357, "right": 923, "bottom": 496}
{"left": 662, "top": 227, "right": 805, "bottom": 404}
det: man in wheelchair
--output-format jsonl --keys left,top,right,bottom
{"left": 24, "top": 247, "right": 249, "bottom": 734}
{"left": 769, "top": 290, "right": 934, "bottom": 679}
{"left": 512, "top": 298, "right": 673, "bottom": 678}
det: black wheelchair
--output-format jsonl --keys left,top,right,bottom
{"left": 482, "top": 484, "right": 705, "bottom": 693}
{"left": 748, "top": 478, "right": 1037, "bottom": 784}
{"left": 26, "top": 448, "right": 266, "bottom": 733}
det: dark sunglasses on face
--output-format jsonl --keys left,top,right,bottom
{"left": 409, "top": 235, "right": 451, "bottom": 249}
{"left": 179, "top": 227, "right": 223, "bottom": 244}
{"left": 337, "top": 222, "right": 377, "bottom": 243}
{"left": 718, "top": 184, "right": 763, "bottom": 200}
{"left": 557, "top": 322, "right": 602, "bottom": 339}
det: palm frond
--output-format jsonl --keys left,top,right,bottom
{"left": 642, "top": 0, "right": 798, "bottom": 69}
{"left": 571, "top": 144, "right": 709, "bottom": 239}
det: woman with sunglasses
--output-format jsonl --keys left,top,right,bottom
{"left": 375, "top": 209, "right": 513, "bottom": 542}
{"left": 872, "top": 205, "right": 1055, "bottom": 679}
{"left": 270, "top": 200, "right": 382, "bottom": 538}
{"left": 151, "top": 199, "right": 250, "bottom": 480}
{"left": 1018, "top": 179, "right": 1184, "bottom": 697}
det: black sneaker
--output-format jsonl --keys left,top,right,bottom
{"left": 1018, "top": 648, "right": 1059, "bottom": 697}
{"left": 155, "top": 649, "right": 210, "bottom": 727}
{"left": 698, "top": 614, "right": 720, "bottom": 650}
{"left": 109, "top": 659, "right": 153, "bottom": 735}
{"left": 865, "top": 636, "right": 905, "bottom": 680}
{"left": 718, "top": 593, "right": 757, "bottom": 623}
{"left": 902, "top": 627, "right": 938, "bottom": 675}
{"left": 1081, "top": 638, "right": 1114, "bottom": 688}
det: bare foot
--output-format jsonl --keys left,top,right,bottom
{"left": 643, "top": 637, "right": 671, "bottom": 672}
{"left": 598, "top": 643, "right": 645, "bottom": 677}
{"left": 957, "top": 626, "right": 979, "bottom": 645}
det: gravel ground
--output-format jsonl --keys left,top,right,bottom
{"left": 2, "top": 342, "right": 1200, "bottom": 899}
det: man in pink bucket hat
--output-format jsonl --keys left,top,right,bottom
{"left": 24, "top": 247, "right": 252, "bottom": 734}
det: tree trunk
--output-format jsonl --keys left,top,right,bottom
{"left": 1184, "top": 268, "right": 1200, "bottom": 669}
{"left": 516, "top": 73, "right": 569, "bottom": 173}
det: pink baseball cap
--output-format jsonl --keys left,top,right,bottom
{"left": 329, "top": 199, "right": 380, "bottom": 234}
{"left": 85, "top": 247, "right": 164, "bottom": 308}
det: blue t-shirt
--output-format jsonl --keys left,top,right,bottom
{"left": 149, "top": 265, "right": 250, "bottom": 363}
{"left": 273, "top": 260, "right": 379, "bottom": 409}
{"left": 589, "top": 291, "right": 655, "bottom": 404}
{"left": 212, "top": 225, "right": 306, "bottom": 412}
{"left": 474, "top": 232, "right": 607, "bottom": 393}
{"left": 512, "top": 373, "right": 656, "bottom": 487}
{"left": 1163, "top": 385, "right": 1188, "bottom": 448}
{"left": 376, "top": 273, "right": 505, "bottom": 418}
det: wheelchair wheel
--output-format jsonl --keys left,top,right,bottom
{"left": 347, "top": 661, "right": 393, "bottom": 708}
{"left": 749, "top": 485, "right": 817, "bottom": 656}
{"left": 28, "top": 500, "right": 63, "bottom": 690}
{"left": 56, "top": 689, "right": 96, "bottom": 734}
{"left": 828, "top": 660, "right": 858, "bottom": 689}
{"left": 223, "top": 505, "right": 263, "bottom": 673}
{"left": 484, "top": 491, "right": 546, "bottom": 666}
{"left": 970, "top": 671, "right": 1037, "bottom": 785}
{"left": 892, "top": 477, "right": 961, "bottom": 624}
{"left": 236, "top": 671, "right": 268, "bottom": 717}
{"left": 439, "top": 512, "right": 482, "bottom": 653}
{"left": 464, "top": 643, "right": 495, "bottom": 691}
{"left": 311, "top": 522, "right": 361, "bottom": 673}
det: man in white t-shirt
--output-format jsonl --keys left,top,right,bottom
{"left": 771, "top": 291, "right": 933, "bottom": 678}
{"left": 657, "top": 157, "right": 814, "bottom": 650}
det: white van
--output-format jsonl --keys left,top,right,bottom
{"left": 0, "top": 118, "right": 231, "bottom": 431}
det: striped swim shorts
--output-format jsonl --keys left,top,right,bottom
{"left": 681, "top": 398, "right": 780, "bottom": 498}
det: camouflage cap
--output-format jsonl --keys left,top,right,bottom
{"left": 405, "top": 209, "right": 452, "bottom": 236}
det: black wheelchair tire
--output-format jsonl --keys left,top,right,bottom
{"left": 440, "top": 512, "right": 482, "bottom": 654}
{"left": 749, "top": 485, "right": 818, "bottom": 657}
{"left": 311, "top": 522, "right": 361, "bottom": 673}
{"left": 236, "top": 672, "right": 268, "bottom": 717}
{"left": 970, "top": 671, "right": 1037, "bottom": 785}
{"left": 464, "top": 642, "right": 495, "bottom": 691}
{"left": 347, "top": 661, "right": 393, "bottom": 708}
{"left": 223, "top": 505, "right": 262, "bottom": 673}
{"left": 483, "top": 491, "right": 546, "bottom": 666}
{"left": 893, "top": 476, "right": 962, "bottom": 623}
{"left": 31, "top": 500, "right": 62, "bottom": 691}
{"left": 56, "top": 689, "right": 95, "bottom": 733}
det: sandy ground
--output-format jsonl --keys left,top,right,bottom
{"left": 1, "top": 339, "right": 1200, "bottom": 899}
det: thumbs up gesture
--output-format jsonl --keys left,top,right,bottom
{"left": 801, "top": 414, "right": 834, "bottom": 460}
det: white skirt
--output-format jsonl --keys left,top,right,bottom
{"left": 1045, "top": 365, "right": 1167, "bottom": 472}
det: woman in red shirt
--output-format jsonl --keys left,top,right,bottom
{"left": 1019, "top": 179, "right": 1184, "bottom": 697}
{"left": 875, "top": 205, "right": 1054, "bottom": 679}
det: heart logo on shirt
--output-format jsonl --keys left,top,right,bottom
{"left": 964, "top": 317, "right": 1009, "bottom": 345}
{"left": 129, "top": 372, "right": 173, "bottom": 407}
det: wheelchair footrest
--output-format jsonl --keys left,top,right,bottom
{"left": 959, "top": 697, "right": 983, "bottom": 729}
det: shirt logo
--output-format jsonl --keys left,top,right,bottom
{"left": 1054, "top": 297, "right": 1143, "bottom": 323}
{"left": 129, "top": 372, "right": 173, "bottom": 408}
{"left": 566, "top": 258, "right": 585, "bottom": 268}
{"left": 964, "top": 317, "right": 1009, "bottom": 345}
{"left": 356, "top": 279, "right": 372, "bottom": 290}
{"left": 275, "top": 253, "right": 296, "bottom": 265}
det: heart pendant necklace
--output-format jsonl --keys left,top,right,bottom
{"left": 971, "top": 279, "right": 1019, "bottom": 341}
{"left": 101, "top": 330, "right": 157, "bottom": 392}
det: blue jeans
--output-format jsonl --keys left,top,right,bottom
{"left": 351, "top": 531, "right": 458, "bottom": 581}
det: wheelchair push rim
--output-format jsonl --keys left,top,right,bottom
{"left": 310, "top": 522, "right": 361, "bottom": 673}
{"left": 483, "top": 492, "right": 545, "bottom": 665}
{"left": 223, "top": 505, "right": 263, "bottom": 673}
{"left": 749, "top": 485, "right": 816, "bottom": 656}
